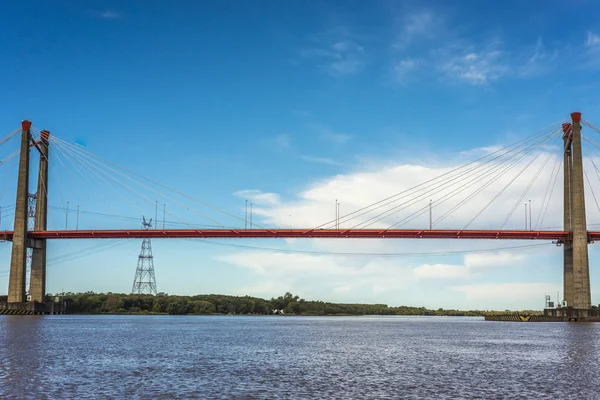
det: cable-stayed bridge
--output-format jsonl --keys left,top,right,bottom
{"left": 1, "top": 113, "right": 600, "bottom": 318}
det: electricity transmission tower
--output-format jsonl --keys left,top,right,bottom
{"left": 131, "top": 217, "right": 157, "bottom": 295}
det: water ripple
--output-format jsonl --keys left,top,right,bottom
{"left": 0, "top": 315, "right": 599, "bottom": 399}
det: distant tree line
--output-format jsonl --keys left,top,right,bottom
{"left": 33, "top": 292, "right": 542, "bottom": 316}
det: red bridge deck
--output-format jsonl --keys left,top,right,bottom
{"left": 0, "top": 229, "right": 581, "bottom": 240}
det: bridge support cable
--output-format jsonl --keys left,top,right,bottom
{"left": 50, "top": 136, "right": 256, "bottom": 232}
{"left": 0, "top": 128, "right": 21, "bottom": 149}
{"left": 491, "top": 134, "right": 562, "bottom": 230}
{"left": 54, "top": 141, "right": 231, "bottom": 231}
{"left": 349, "top": 126, "right": 562, "bottom": 229}
{"left": 310, "top": 122, "right": 567, "bottom": 230}
{"left": 49, "top": 135, "right": 261, "bottom": 229}
{"left": 50, "top": 137, "right": 228, "bottom": 229}
{"left": 393, "top": 130, "right": 562, "bottom": 230}
{"left": 423, "top": 135, "right": 554, "bottom": 229}
{"left": 580, "top": 137, "right": 600, "bottom": 187}
{"left": 321, "top": 123, "right": 566, "bottom": 230}
{"left": 49, "top": 138, "right": 129, "bottom": 225}
{"left": 0, "top": 157, "right": 19, "bottom": 204}
{"left": 368, "top": 133, "right": 554, "bottom": 231}
{"left": 44, "top": 205, "right": 222, "bottom": 229}
{"left": 50, "top": 136, "right": 216, "bottom": 227}
{"left": 582, "top": 119, "right": 600, "bottom": 135}
{"left": 586, "top": 157, "right": 600, "bottom": 198}
{"left": 0, "top": 149, "right": 20, "bottom": 168}
{"left": 583, "top": 168, "right": 600, "bottom": 215}
{"left": 354, "top": 127, "right": 562, "bottom": 230}
{"left": 50, "top": 138, "right": 170, "bottom": 227}
{"left": 337, "top": 124, "right": 566, "bottom": 229}
{"left": 38, "top": 133, "right": 70, "bottom": 210}
{"left": 535, "top": 156, "right": 562, "bottom": 230}
{"left": 0, "top": 204, "right": 16, "bottom": 231}
{"left": 435, "top": 129, "right": 559, "bottom": 229}
{"left": 50, "top": 135, "right": 251, "bottom": 229}
{"left": 580, "top": 135, "right": 600, "bottom": 220}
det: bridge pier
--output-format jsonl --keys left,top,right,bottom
{"left": 7, "top": 121, "right": 31, "bottom": 303}
{"left": 560, "top": 112, "right": 592, "bottom": 319}
{"left": 563, "top": 122, "right": 574, "bottom": 309}
{"left": 30, "top": 130, "right": 49, "bottom": 304}
{"left": 5, "top": 121, "right": 51, "bottom": 312}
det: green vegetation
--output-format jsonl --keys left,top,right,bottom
{"left": 40, "top": 292, "right": 543, "bottom": 316}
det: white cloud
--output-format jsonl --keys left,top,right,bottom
{"left": 587, "top": 32, "right": 600, "bottom": 47}
{"left": 99, "top": 11, "right": 122, "bottom": 19}
{"left": 517, "top": 37, "right": 558, "bottom": 77}
{"left": 300, "top": 27, "right": 366, "bottom": 76}
{"left": 217, "top": 250, "right": 416, "bottom": 298}
{"left": 459, "top": 145, "right": 503, "bottom": 157}
{"left": 464, "top": 252, "right": 525, "bottom": 269}
{"left": 272, "top": 133, "right": 292, "bottom": 150}
{"left": 239, "top": 281, "right": 292, "bottom": 297}
{"left": 218, "top": 139, "right": 594, "bottom": 307}
{"left": 309, "top": 123, "right": 352, "bottom": 144}
{"left": 390, "top": 10, "right": 560, "bottom": 84}
{"left": 413, "top": 263, "right": 469, "bottom": 279}
{"left": 301, "top": 156, "right": 343, "bottom": 166}
{"left": 412, "top": 252, "right": 527, "bottom": 281}
{"left": 393, "top": 58, "right": 421, "bottom": 84}
{"left": 403, "top": 12, "right": 435, "bottom": 36}
{"left": 332, "top": 284, "right": 354, "bottom": 294}
{"left": 320, "top": 131, "right": 352, "bottom": 144}
{"left": 451, "top": 283, "right": 559, "bottom": 305}
{"left": 527, "top": 37, "right": 546, "bottom": 64}
{"left": 437, "top": 42, "right": 509, "bottom": 85}
{"left": 237, "top": 147, "right": 574, "bottom": 231}
{"left": 393, "top": 11, "right": 440, "bottom": 49}
{"left": 584, "top": 32, "right": 600, "bottom": 69}
{"left": 234, "top": 190, "right": 280, "bottom": 206}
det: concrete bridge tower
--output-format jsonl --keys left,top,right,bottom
{"left": 30, "top": 129, "right": 50, "bottom": 303}
{"left": 7, "top": 121, "right": 32, "bottom": 303}
{"left": 5, "top": 121, "right": 51, "bottom": 313}
{"left": 563, "top": 112, "right": 592, "bottom": 318}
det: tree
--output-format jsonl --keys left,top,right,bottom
{"left": 189, "top": 300, "right": 216, "bottom": 314}
{"left": 167, "top": 298, "right": 189, "bottom": 315}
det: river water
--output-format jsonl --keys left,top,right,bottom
{"left": 0, "top": 315, "right": 599, "bottom": 399}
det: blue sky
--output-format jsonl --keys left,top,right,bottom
{"left": 1, "top": 1, "right": 600, "bottom": 309}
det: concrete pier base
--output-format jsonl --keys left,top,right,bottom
{"left": 485, "top": 313, "right": 600, "bottom": 322}
{"left": 486, "top": 306, "right": 600, "bottom": 322}
{"left": 0, "top": 301, "right": 66, "bottom": 315}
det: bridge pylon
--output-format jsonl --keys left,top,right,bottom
{"left": 562, "top": 112, "right": 592, "bottom": 318}
{"left": 30, "top": 130, "right": 50, "bottom": 303}
{"left": 7, "top": 121, "right": 32, "bottom": 303}
{"left": 4, "top": 121, "right": 53, "bottom": 314}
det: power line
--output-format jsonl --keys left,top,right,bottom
{"left": 189, "top": 239, "right": 554, "bottom": 258}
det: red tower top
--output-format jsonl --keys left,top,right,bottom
{"left": 571, "top": 112, "right": 582, "bottom": 123}
{"left": 562, "top": 123, "right": 572, "bottom": 134}
{"left": 40, "top": 130, "right": 50, "bottom": 142}
{"left": 21, "top": 120, "right": 31, "bottom": 131}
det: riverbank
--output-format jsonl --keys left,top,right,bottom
{"left": 20, "top": 292, "right": 542, "bottom": 317}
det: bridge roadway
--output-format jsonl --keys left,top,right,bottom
{"left": 0, "top": 229, "right": 591, "bottom": 241}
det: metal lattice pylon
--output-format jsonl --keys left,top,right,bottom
{"left": 131, "top": 217, "right": 157, "bottom": 295}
